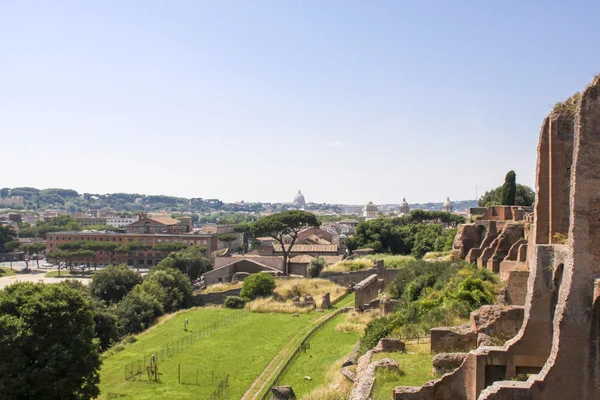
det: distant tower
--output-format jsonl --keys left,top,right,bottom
{"left": 362, "top": 202, "right": 379, "bottom": 220}
{"left": 399, "top": 198, "right": 410, "bottom": 214}
{"left": 293, "top": 190, "right": 306, "bottom": 208}
{"left": 443, "top": 197, "right": 453, "bottom": 213}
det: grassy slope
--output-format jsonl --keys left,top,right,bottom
{"left": 276, "top": 311, "right": 360, "bottom": 398}
{"left": 99, "top": 308, "right": 322, "bottom": 400}
{"left": 0, "top": 267, "right": 16, "bottom": 276}
{"left": 370, "top": 344, "right": 435, "bottom": 400}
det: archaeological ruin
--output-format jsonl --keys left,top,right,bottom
{"left": 392, "top": 77, "right": 600, "bottom": 399}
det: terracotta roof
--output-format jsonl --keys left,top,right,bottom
{"left": 302, "top": 234, "right": 332, "bottom": 245}
{"left": 273, "top": 244, "right": 338, "bottom": 253}
{"left": 289, "top": 254, "right": 315, "bottom": 263}
{"left": 151, "top": 215, "right": 180, "bottom": 225}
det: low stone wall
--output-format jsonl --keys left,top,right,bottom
{"left": 192, "top": 288, "right": 242, "bottom": 306}
{"left": 430, "top": 327, "right": 477, "bottom": 353}
{"left": 320, "top": 266, "right": 399, "bottom": 287}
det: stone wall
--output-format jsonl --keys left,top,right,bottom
{"left": 504, "top": 270, "right": 529, "bottom": 306}
{"left": 394, "top": 78, "right": 600, "bottom": 400}
{"left": 192, "top": 288, "right": 242, "bottom": 306}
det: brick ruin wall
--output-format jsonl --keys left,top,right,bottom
{"left": 394, "top": 77, "right": 600, "bottom": 400}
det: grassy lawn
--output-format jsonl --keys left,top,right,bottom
{"left": 370, "top": 343, "right": 436, "bottom": 400}
{"left": 0, "top": 267, "right": 17, "bottom": 276}
{"left": 45, "top": 269, "right": 96, "bottom": 278}
{"left": 276, "top": 311, "right": 361, "bottom": 398}
{"left": 98, "top": 307, "right": 325, "bottom": 400}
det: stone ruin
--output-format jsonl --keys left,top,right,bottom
{"left": 393, "top": 77, "right": 600, "bottom": 399}
{"left": 353, "top": 274, "right": 383, "bottom": 311}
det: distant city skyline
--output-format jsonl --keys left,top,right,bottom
{"left": 2, "top": 1, "right": 599, "bottom": 203}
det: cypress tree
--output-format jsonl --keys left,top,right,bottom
{"left": 501, "top": 170, "right": 517, "bottom": 205}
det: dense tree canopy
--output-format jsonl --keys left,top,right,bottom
{"left": 0, "top": 225, "right": 17, "bottom": 253}
{"left": 478, "top": 184, "right": 535, "bottom": 207}
{"left": 156, "top": 244, "right": 211, "bottom": 280}
{"left": 0, "top": 282, "right": 101, "bottom": 399}
{"left": 346, "top": 211, "right": 463, "bottom": 258}
{"left": 252, "top": 210, "right": 320, "bottom": 275}
{"left": 89, "top": 264, "right": 142, "bottom": 304}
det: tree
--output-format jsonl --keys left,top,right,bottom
{"left": 89, "top": 264, "right": 142, "bottom": 304}
{"left": 3, "top": 240, "right": 20, "bottom": 270}
{"left": 126, "top": 241, "right": 148, "bottom": 271}
{"left": 152, "top": 241, "right": 188, "bottom": 258}
{"left": 240, "top": 273, "right": 276, "bottom": 300}
{"left": 0, "top": 225, "right": 17, "bottom": 253}
{"left": 478, "top": 184, "right": 535, "bottom": 207}
{"left": 307, "top": 257, "right": 327, "bottom": 278}
{"left": 143, "top": 266, "right": 193, "bottom": 312}
{"left": 501, "top": 170, "right": 517, "bottom": 205}
{"left": 156, "top": 245, "right": 211, "bottom": 280}
{"left": 252, "top": 210, "right": 320, "bottom": 275}
{"left": 234, "top": 222, "right": 253, "bottom": 253}
{"left": 0, "top": 282, "right": 101, "bottom": 399}
{"left": 217, "top": 233, "right": 237, "bottom": 250}
{"left": 27, "top": 243, "right": 46, "bottom": 269}
{"left": 115, "top": 287, "right": 164, "bottom": 335}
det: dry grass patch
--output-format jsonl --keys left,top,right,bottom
{"left": 336, "top": 309, "right": 380, "bottom": 334}
{"left": 248, "top": 278, "right": 346, "bottom": 314}
{"left": 324, "top": 259, "right": 373, "bottom": 273}
{"left": 203, "top": 281, "right": 242, "bottom": 293}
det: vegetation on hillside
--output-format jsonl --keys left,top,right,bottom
{"left": 361, "top": 260, "right": 498, "bottom": 352}
{"left": 346, "top": 211, "right": 462, "bottom": 258}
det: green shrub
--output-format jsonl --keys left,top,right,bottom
{"left": 89, "top": 264, "right": 142, "bottom": 304}
{"left": 240, "top": 273, "right": 276, "bottom": 300}
{"left": 307, "top": 257, "right": 327, "bottom": 278}
{"left": 115, "top": 287, "right": 164, "bottom": 335}
{"left": 224, "top": 296, "right": 246, "bottom": 309}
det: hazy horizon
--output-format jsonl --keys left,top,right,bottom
{"left": 2, "top": 1, "right": 599, "bottom": 204}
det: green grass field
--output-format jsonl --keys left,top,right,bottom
{"left": 98, "top": 307, "right": 326, "bottom": 399}
{"left": 45, "top": 269, "right": 96, "bottom": 278}
{"left": 276, "top": 311, "right": 360, "bottom": 398}
{"left": 0, "top": 267, "right": 17, "bottom": 276}
{"left": 370, "top": 344, "right": 435, "bottom": 400}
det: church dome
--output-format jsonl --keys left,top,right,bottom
{"left": 363, "top": 202, "right": 378, "bottom": 212}
{"left": 399, "top": 198, "right": 410, "bottom": 214}
{"left": 293, "top": 190, "right": 306, "bottom": 207}
{"left": 443, "top": 197, "right": 453, "bottom": 212}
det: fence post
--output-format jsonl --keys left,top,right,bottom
{"left": 178, "top": 363, "right": 181, "bottom": 384}
{"left": 196, "top": 368, "right": 199, "bottom": 385}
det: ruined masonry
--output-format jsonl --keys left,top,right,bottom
{"left": 394, "top": 77, "right": 600, "bottom": 399}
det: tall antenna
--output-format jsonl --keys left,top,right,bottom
{"left": 475, "top": 185, "right": 478, "bottom": 200}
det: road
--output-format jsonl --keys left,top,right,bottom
{"left": 0, "top": 261, "right": 149, "bottom": 290}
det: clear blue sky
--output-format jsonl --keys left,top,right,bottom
{"left": 1, "top": 1, "right": 599, "bottom": 204}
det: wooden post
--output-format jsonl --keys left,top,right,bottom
{"left": 178, "top": 364, "right": 180, "bottom": 384}
{"left": 196, "top": 368, "right": 199, "bottom": 385}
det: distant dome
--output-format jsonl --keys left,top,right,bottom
{"left": 443, "top": 197, "right": 453, "bottom": 212}
{"left": 293, "top": 190, "right": 306, "bottom": 207}
{"left": 363, "top": 202, "right": 378, "bottom": 212}
{"left": 399, "top": 198, "right": 410, "bottom": 214}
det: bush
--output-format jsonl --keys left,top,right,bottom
{"left": 240, "top": 273, "right": 276, "bottom": 300}
{"left": 307, "top": 257, "right": 327, "bottom": 278}
{"left": 89, "top": 264, "right": 142, "bottom": 304}
{"left": 143, "top": 267, "right": 192, "bottom": 312}
{"left": 115, "top": 287, "right": 164, "bottom": 335}
{"left": 224, "top": 296, "right": 246, "bottom": 309}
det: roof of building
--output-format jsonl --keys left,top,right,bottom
{"left": 289, "top": 254, "right": 315, "bottom": 263}
{"left": 363, "top": 202, "right": 378, "bottom": 212}
{"left": 151, "top": 215, "right": 180, "bottom": 225}
{"left": 302, "top": 234, "right": 332, "bottom": 245}
{"left": 273, "top": 244, "right": 338, "bottom": 253}
{"left": 338, "top": 219, "right": 360, "bottom": 224}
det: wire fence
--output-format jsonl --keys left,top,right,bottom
{"left": 124, "top": 310, "right": 247, "bottom": 381}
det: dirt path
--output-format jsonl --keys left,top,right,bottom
{"left": 241, "top": 296, "right": 354, "bottom": 400}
